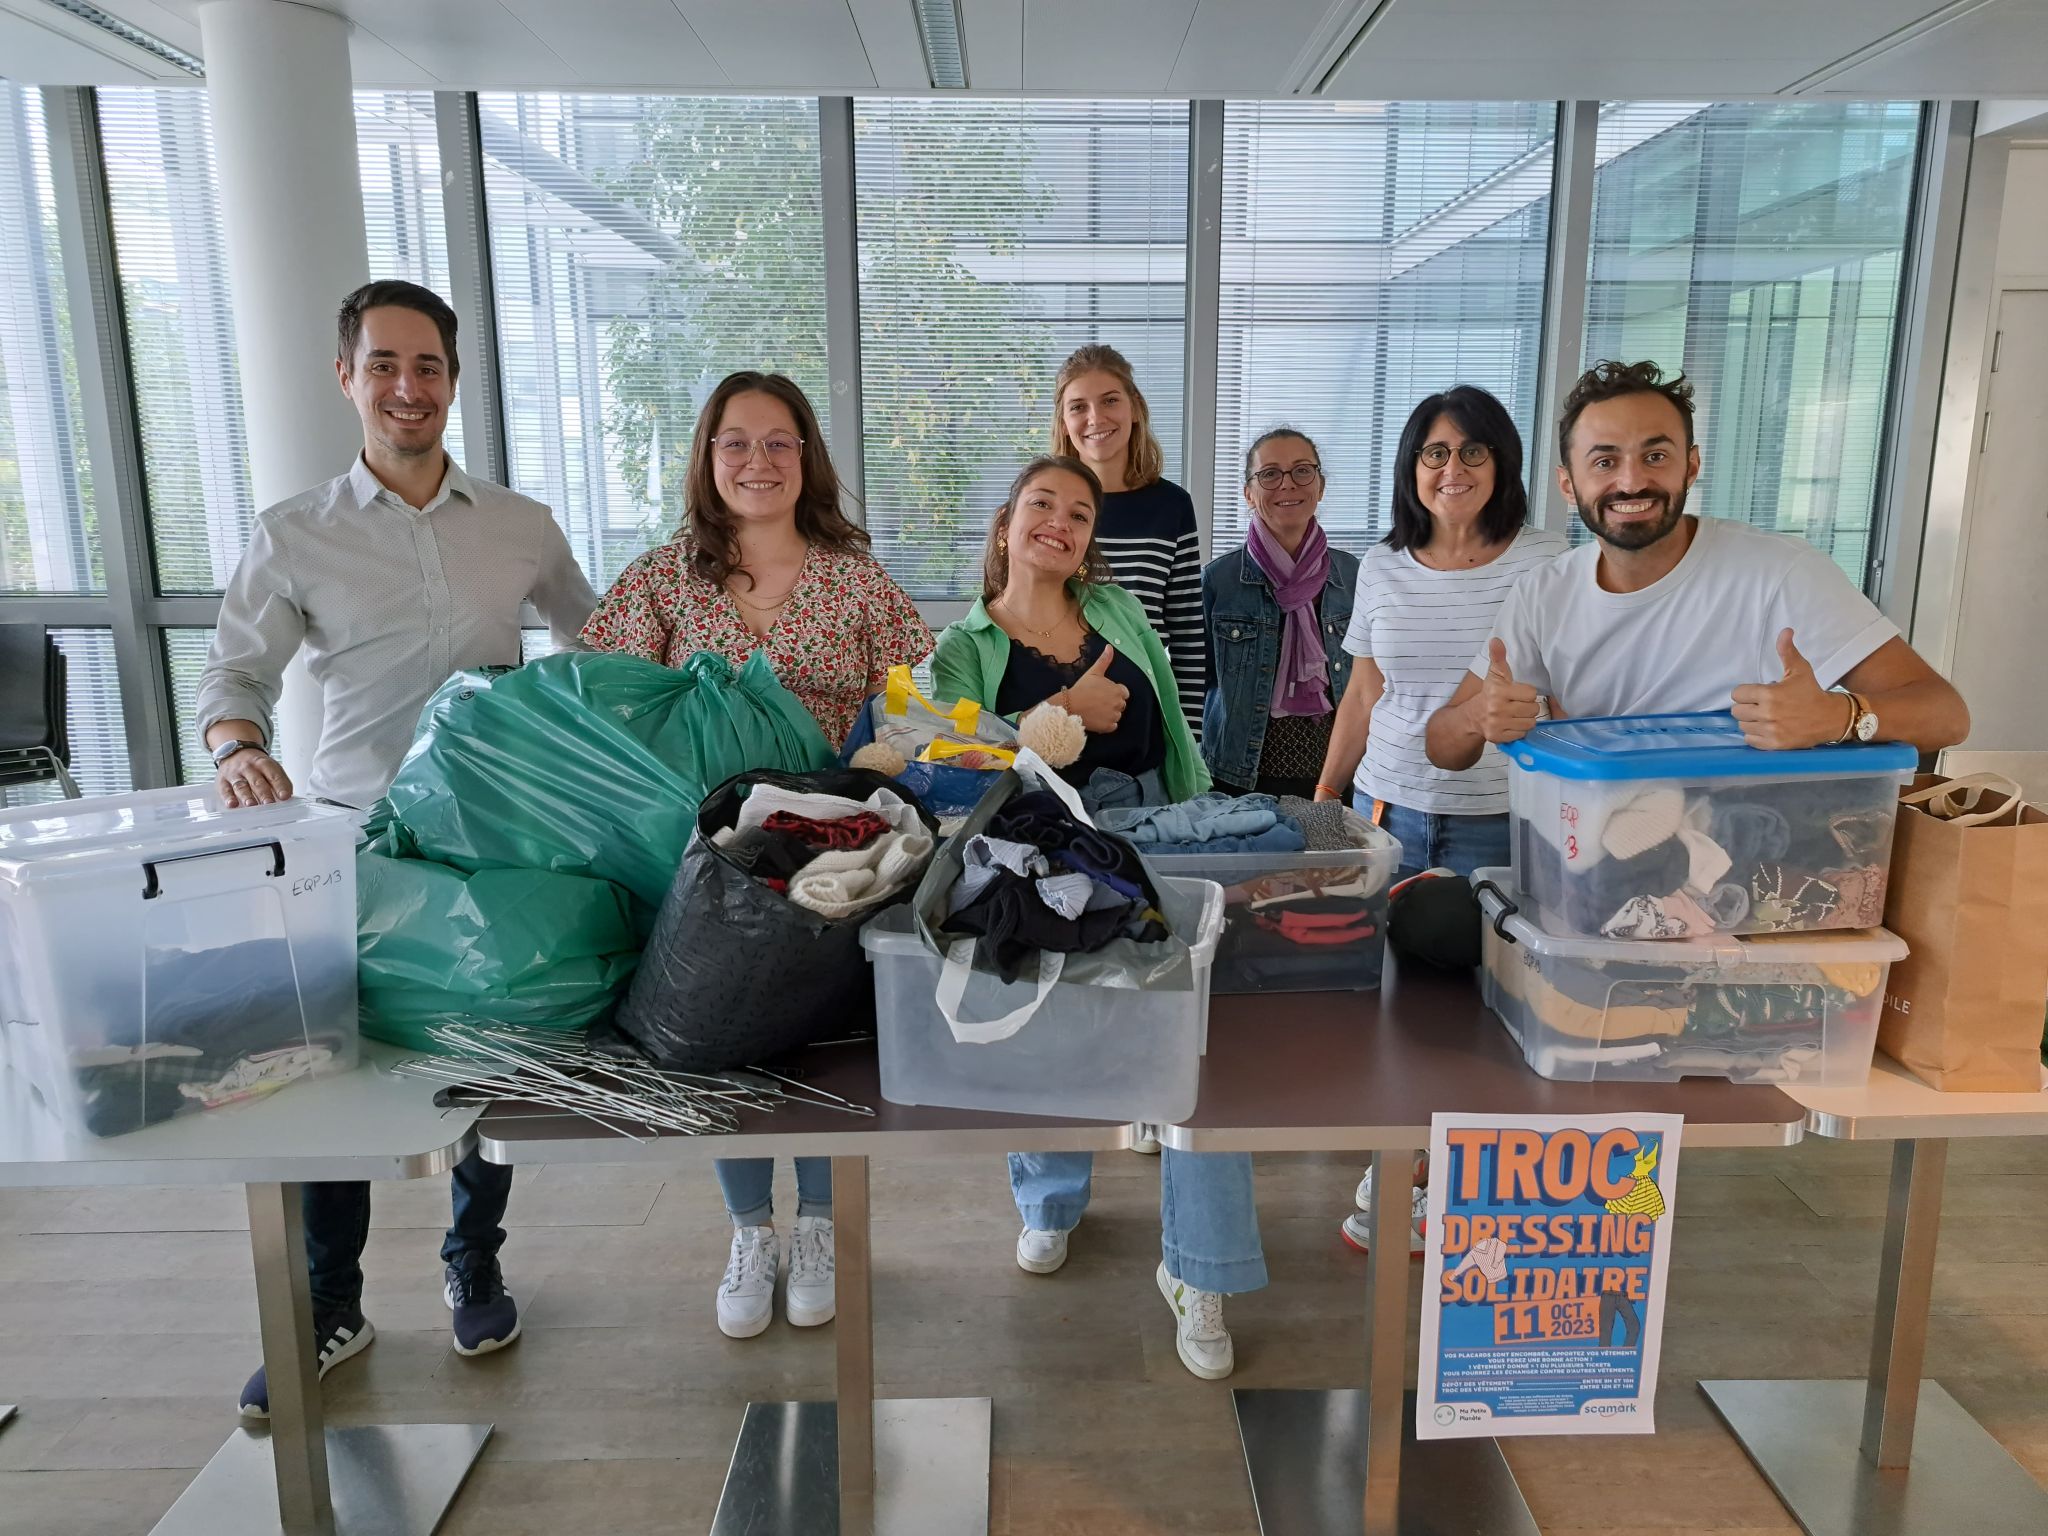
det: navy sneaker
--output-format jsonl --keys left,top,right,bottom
{"left": 237, "top": 1306, "right": 375, "bottom": 1419}
{"left": 444, "top": 1254, "right": 521, "bottom": 1356}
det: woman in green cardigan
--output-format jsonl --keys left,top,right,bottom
{"left": 931, "top": 455, "right": 1209, "bottom": 809}
{"left": 933, "top": 458, "right": 1263, "bottom": 1383}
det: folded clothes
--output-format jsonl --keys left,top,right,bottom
{"left": 1142, "top": 824, "right": 1307, "bottom": 856}
{"left": 786, "top": 826, "right": 934, "bottom": 920}
{"left": 945, "top": 866, "right": 1167, "bottom": 983}
{"left": 948, "top": 834, "right": 1051, "bottom": 916}
{"left": 1098, "top": 792, "right": 1305, "bottom": 851}
{"left": 762, "top": 809, "right": 889, "bottom": 851}
{"left": 715, "top": 824, "right": 826, "bottom": 885}
{"left": 735, "top": 782, "right": 924, "bottom": 839}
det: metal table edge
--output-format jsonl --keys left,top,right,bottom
{"left": 1156, "top": 1118, "right": 1804, "bottom": 1153}
{"left": 1802, "top": 1105, "right": 2048, "bottom": 1142}
{"left": 476, "top": 1120, "right": 1136, "bottom": 1166}
{"left": 0, "top": 1129, "right": 477, "bottom": 1189}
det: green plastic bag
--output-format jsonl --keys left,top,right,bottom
{"left": 382, "top": 650, "right": 837, "bottom": 924}
{"left": 355, "top": 820, "right": 640, "bottom": 1051}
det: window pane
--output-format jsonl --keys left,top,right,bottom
{"left": 1, "top": 628, "right": 130, "bottom": 805}
{"left": 2, "top": 83, "right": 101, "bottom": 594}
{"left": 1585, "top": 103, "right": 1922, "bottom": 581}
{"left": 163, "top": 627, "right": 290, "bottom": 785}
{"left": 481, "top": 93, "right": 827, "bottom": 590}
{"left": 1217, "top": 101, "right": 1554, "bottom": 554}
{"left": 355, "top": 89, "right": 464, "bottom": 465}
{"left": 857, "top": 99, "right": 1188, "bottom": 598}
{"left": 98, "top": 87, "right": 256, "bottom": 596}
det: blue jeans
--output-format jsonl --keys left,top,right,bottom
{"left": 715, "top": 1158, "right": 833, "bottom": 1226}
{"left": 1371, "top": 798, "right": 1511, "bottom": 884}
{"left": 303, "top": 1148, "right": 511, "bottom": 1313}
{"left": 1007, "top": 1149, "right": 1267, "bottom": 1295}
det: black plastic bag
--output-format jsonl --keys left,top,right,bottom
{"left": 613, "top": 767, "right": 938, "bottom": 1072}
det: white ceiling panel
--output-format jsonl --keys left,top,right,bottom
{"left": 1022, "top": 0, "right": 1200, "bottom": 92}
{"left": 0, "top": 6, "right": 168, "bottom": 83}
{"left": 960, "top": 0, "right": 1024, "bottom": 88}
{"left": 677, "top": 0, "right": 874, "bottom": 89}
{"left": 345, "top": 28, "right": 434, "bottom": 88}
{"left": 1321, "top": 0, "right": 1955, "bottom": 100}
{"left": 1811, "top": 0, "right": 2048, "bottom": 96}
{"left": 499, "top": 0, "right": 727, "bottom": 85}
{"left": 847, "top": 0, "right": 934, "bottom": 88}
{"left": 1167, "top": 0, "right": 1343, "bottom": 94}
{"left": 329, "top": 0, "right": 570, "bottom": 87}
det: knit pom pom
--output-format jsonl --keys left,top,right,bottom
{"left": 849, "top": 741, "right": 907, "bottom": 776}
{"left": 1017, "top": 702, "right": 1086, "bottom": 769}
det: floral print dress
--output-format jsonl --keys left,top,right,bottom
{"left": 580, "top": 536, "right": 933, "bottom": 747}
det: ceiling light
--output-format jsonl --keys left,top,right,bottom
{"left": 38, "top": 0, "right": 204, "bottom": 76}
{"left": 913, "top": 0, "right": 966, "bottom": 89}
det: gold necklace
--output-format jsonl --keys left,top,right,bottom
{"left": 995, "top": 596, "right": 1072, "bottom": 640}
{"left": 732, "top": 585, "right": 795, "bottom": 611}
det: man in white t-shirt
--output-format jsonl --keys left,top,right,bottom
{"left": 1426, "top": 360, "right": 1968, "bottom": 767}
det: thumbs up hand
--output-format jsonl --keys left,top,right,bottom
{"left": 1730, "top": 628, "right": 1843, "bottom": 749}
{"left": 1061, "top": 643, "right": 1130, "bottom": 733}
{"left": 1480, "top": 638, "right": 1542, "bottom": 746}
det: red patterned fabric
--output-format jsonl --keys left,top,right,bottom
{"left": 580, "top": 536, "right": 933, "bottom": 746}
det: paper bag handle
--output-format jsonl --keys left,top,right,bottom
{"left": 933, "top": 938, "right": 1062, "bottom": 1043}
{"left": 883, "top": 665, "right": 982, "bottom": 734}
{"left": 1902, "top": 773, "right": 2028, "bottom": 827}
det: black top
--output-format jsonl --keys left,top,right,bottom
{"left": 995, "top": 628, "right": 1165, "bottom": 788}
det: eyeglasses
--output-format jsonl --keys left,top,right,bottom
{"left": 713, "top": 434, "right": 803, "bottom": 466}
{"left": 1247, "top": 463, "right": 1323, "bottom": 489}
{"left": 1417, "top": 441, "right": 1492, "bottom": 469}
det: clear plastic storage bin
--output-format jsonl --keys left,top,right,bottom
{"left": 1474, "top": 872, "right": 1904, "bottom": 1086}
{"left": 861, "top": 876, "right": 1224, "bottom": 1123}
{"left": 1147, "top": 823, "right": 1400, "bottom": 994}
{"left": 1505, "top": 713, "right": 1916, "bottom": 940}
{"left": 0, "top": 787, "right": 362, "bottom": 1138}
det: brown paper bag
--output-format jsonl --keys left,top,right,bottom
{"left": 1878, "top": 774, "right": 2048, "bottom": 1091}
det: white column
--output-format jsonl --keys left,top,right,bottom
{"left": 198, "top": 0, "right": 368, "bottom": 791}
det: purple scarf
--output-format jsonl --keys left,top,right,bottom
{"left": 1245, "top": 517, "right": 1332, "bottom": 718}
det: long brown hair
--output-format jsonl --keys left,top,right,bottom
{"left": 684, "top": 371, "right": 869, "bottom": 587}
{"left": 1050, "top": 344, "right": 1164, "bottom": 491}
{"left": 980, "top": 456, "right": 1114, "bottom": 604}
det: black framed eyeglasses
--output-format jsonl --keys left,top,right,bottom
{"left": 1417, "top": 441, "right": 1492, "bottom": 469}
{"left": 1247, "top": 463, "right": 1323, "bottom": 489}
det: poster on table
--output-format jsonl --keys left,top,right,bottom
{"left": 1415, "top": 1111, "right": 1683, "bottom": 1439}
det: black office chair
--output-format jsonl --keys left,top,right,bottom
{"left": 0, "top": 625, "right": 82, "bottom": 800}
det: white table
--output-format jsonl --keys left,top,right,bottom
{"left": 1701, "top": 1054, "right": 2048, "bottom": 1536}
{"left": 0, "top": 1044, "right": 492, "bottom": 1536}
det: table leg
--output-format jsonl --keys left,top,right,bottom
{"left": 146, "top": 1182, "right": 492, "bottom": 1536}
{"left": 1361, "top": 1147, "right": 1414, "bottom": 1536}
{"left": 833, "top": 1154, "right": 876, "bottom": 1536}
{"left": 1702, "top": 1135, "right": 2048, "bottom": 1535}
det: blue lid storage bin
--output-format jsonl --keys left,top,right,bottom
{"left": 1504, "top": 713, "right": 1916, "bottom": 940}
{"left": 1146, "top": 821, "right": 1399, "bottom": 995}
{"left": 1475, "top": 873, "right": 1905, "bottom": 1085}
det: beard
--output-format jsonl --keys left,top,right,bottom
{"left": 1573, "top": 481, "right": 1688, "bottom": 551}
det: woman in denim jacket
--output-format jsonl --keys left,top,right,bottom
{"left": 1201, "top": 427, "right": 1359, "bottom": 798}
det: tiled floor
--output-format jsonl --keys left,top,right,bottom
{"left": 2, "top": 1139, "right": 2045, "bottom": 1535}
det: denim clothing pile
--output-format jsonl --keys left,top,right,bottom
{"left": 1098, "top": 792, "right": 1307, "bottom": 856}
{"left": 940, "top": 791, "right": 1170, "bottom": 984}
{"left": 69, "top": 939, "right": 342, "bottom": 1138}
{"left": 1519, "top": 778, "right": 1898, "bottom": 938}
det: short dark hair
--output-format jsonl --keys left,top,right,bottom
{"left": 1558, "top": 359, "right": 1694, "bottom": 463}
{"left": 1242, "top": 426, "right": 1323, "bottom": 483}
{"left": 337, "top": 280, "right": 460, "bottom": 379}
{"left": 1387, "top": 385, "right": 1528, "bottom": 551}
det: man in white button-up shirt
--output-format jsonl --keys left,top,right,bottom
{"left": 198, "top": 281, "right": 596, "bottom": 1420}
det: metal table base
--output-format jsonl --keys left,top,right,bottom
{"left": 1234, "top": 1388, "right": 1538, "bottom": 1536}
{"left": 151, "top": 1422, "right": 492, "bottom": 1536}
{"left": 0, "top": 1404, "right": 14, "bottom": 1431}
{"left": 1703, "top": 1136, "right": 2048, "bottom": 1534}
{"left": 708, "top": 1397, "right": 991, "bottom": 1536}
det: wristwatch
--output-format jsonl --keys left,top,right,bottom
{"left": 1835, "top": 691, "right": 1879, "bottom": 744}
{"left": 210, "top": 738, "right": 267, "bottom": 769}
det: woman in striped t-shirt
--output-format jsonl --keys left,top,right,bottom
{"left": 1315, "top": 384, "right": 1566, "bottom": 1255}
{"left": 1051, "top": 345, "right": 1206, "bottom": 744}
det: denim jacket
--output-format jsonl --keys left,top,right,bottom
{"left": 1199, "top": 542, "right": 1359, "bottom": 790}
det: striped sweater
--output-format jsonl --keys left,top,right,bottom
{"left": 1094, "top": 479, "right": 1205, "bottom": 741}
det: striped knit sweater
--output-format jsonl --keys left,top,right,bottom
{"left": 1094, "top": 478, "right": 1205, "bottom": 742}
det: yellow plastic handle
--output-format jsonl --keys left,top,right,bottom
{"left": 917, "top": 739, "right": 1017, "bottom": 767}
{"left": 882, "top": 664, "right": 982, "bottom": 733}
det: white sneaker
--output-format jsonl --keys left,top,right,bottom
{"left": 1130, "top": 1123, "right": 1161, "bottom": 1155}
{"left": 785, "top": 1215, "right": 836, "bottom": 1328}
{"left": 1015, "top": 1226, "right": 1070, "bottom": 1274}
{"left": 1156, "top": 1261, "right": 1233, "bottom": 1379}
{"left": 1341, "top": 1168, "right": 1427, "bottom": 1257}
{"left": 717, "top": 1224, "right": 777, "bottom": 1339}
